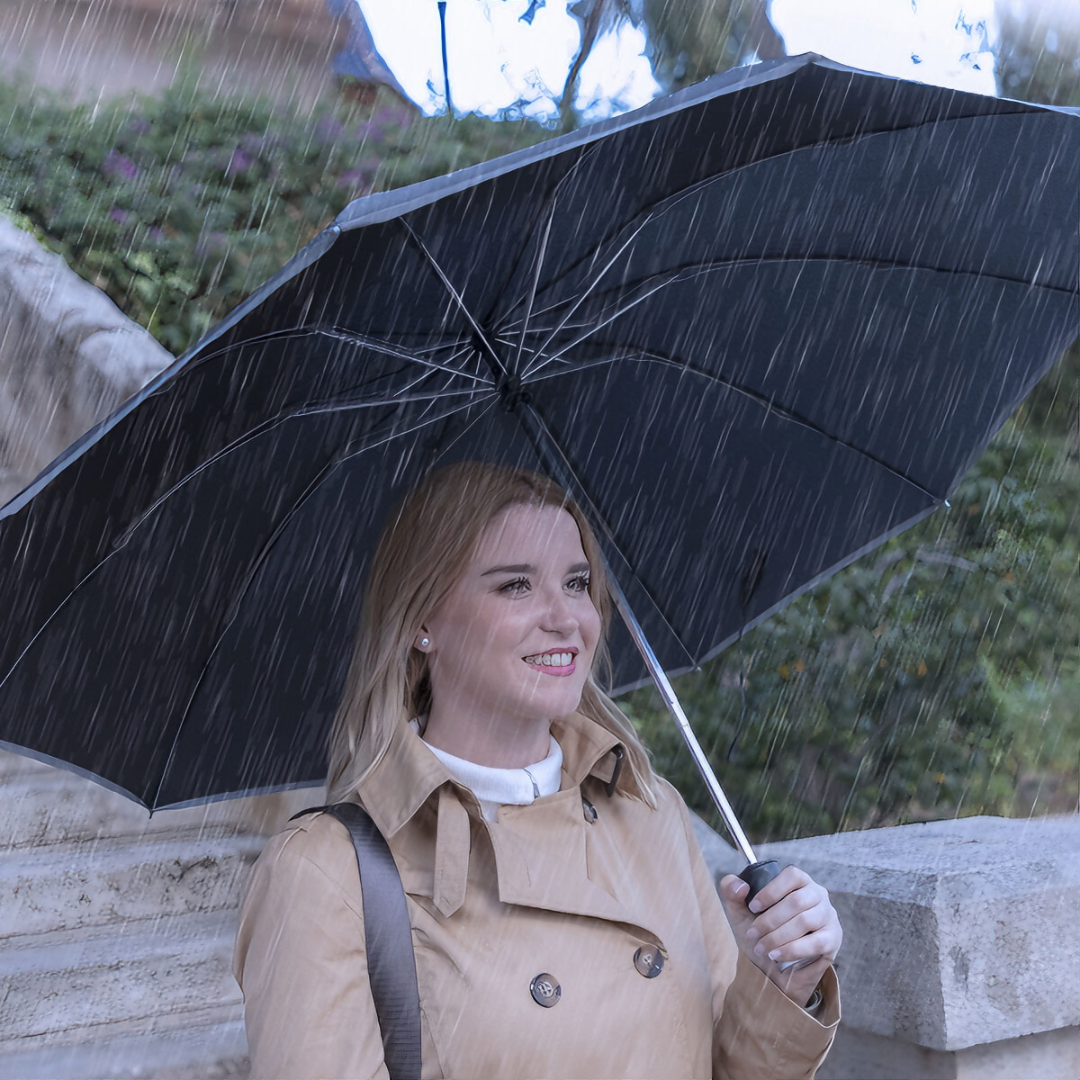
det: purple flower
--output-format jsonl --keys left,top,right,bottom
{"left": 240, "top": 132, "right": 272, "bottom": 156}
{"left": 316, "top": 117, "right": 346, "bottom": 143}
{"left": 195, "top": 230, "right": 229, "bottom": 258}
{"left": 148, "top": 227, "right": 166, "bottom": 244}
{"left": 335, "top": 167, "right": 371, "bottom": 190}
{"left": 109, "top": 207, "right": 131, "bottom": 225}
{"left": 355, "top": 120, "right": 384, "bottom": 141}
{"left": 102, "top": 150, "right": 140, "bottom": 181}
{"left": 337, "top": 150, "right": 381, "bottom": 188}
{"left": 227, "top": 148, "right": 254, "bottom": 176}
{"left": 375, "top": 106, "right": 409, "bottom": 127}
{"left": 129, "top": 119, "right": 152, "bottom": 135}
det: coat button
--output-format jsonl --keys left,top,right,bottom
{"left": 634, "top": 946, "right": 664, "bottom": 978}
{"left": 530, "top": 973, "right": 562, "bottom": 1007}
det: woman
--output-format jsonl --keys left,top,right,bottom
{"left": 234, "top": 461, "right": 842, "bottom": 1079}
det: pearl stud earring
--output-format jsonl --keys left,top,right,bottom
{"left": 420, "top": 637, "right": 430, "bottom": 648}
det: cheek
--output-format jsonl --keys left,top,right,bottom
{"left": 582, "top": 603, "right": 602, "bottom": 652}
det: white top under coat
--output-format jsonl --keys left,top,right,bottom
{"left": 410, "top": 719, "right": 563, "bottom": 823}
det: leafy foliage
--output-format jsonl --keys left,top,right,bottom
{"left": 996, "top": 5, "right": 1080, "bottom": 108}
{"left": 0, "top": 78, "right": 550, "bottom": 354}
{"left": 642, "top": 0, "right": 782, "bottom": 91}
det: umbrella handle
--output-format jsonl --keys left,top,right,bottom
{"left": 738, "top": 858, "right": 783, "bottom": 899}
{"left": 738, "top": 859, "right": 820, "bottom": 973}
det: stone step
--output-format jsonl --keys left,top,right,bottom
{"left": 0, "top": 830, "right": 265, "bottom": 939}
{"left": 0, "top": 748, "right": 323, "bottom": 849}
{"left": 0, "top": 1017, "right": 248, "bottom": 1080}
{"left": 0, "top": 911, "right": 242, "bottom": 1048}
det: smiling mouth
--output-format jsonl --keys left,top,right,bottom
{"left": 522, "top": 650, "right": 577, "bottom": 669}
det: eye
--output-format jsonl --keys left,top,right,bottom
{"left": 566, "top": 573, "right": 590, "bottom": 593}
{"left": 498, "top": 576, "right": 531, "bottom": 595}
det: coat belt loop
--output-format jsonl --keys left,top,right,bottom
{"left": 433, "top": 784, "right": 471, "bottom": 918}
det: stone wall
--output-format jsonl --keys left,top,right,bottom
{"left": 693, "top": 813, "right": 1080, "bottom": 1080}
{"left": 0, "top": 215, "right": 174, "bottom": 507}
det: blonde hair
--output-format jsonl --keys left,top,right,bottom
{"left": 326, "top": 460, "right": 656, "bottom": 806}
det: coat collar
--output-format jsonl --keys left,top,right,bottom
{"left": 354, "top": 712, "right": 660, "bottom": 939}
{"left": 356, "top": 710, "right": 642, "bottom": 840}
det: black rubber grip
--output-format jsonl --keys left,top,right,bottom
{"left": 738, "top": 859, "right": 781, "bottom": 902}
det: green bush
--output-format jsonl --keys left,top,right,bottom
{"left": 0, "top": 78, "right": 550, "bottom": 354}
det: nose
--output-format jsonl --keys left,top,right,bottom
{"left": 539, "top": 586, "right": 576, "bottom": 635}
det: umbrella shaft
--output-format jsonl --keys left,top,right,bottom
{"left": 609, "top": 580, "right": 758, "bottom": 864}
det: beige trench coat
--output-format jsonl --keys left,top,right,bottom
{"left": 234, "top": 713, "right": 839, "bottom": 1079}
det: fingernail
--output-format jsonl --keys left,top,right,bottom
{"left": 754, "top": 943, "right": 765, "bottom": 957}
{"left": 733, "top": 881, "right": 749, "bottom": 897}
{"left": 748, "top": 899, "right": 763, "bottom": 914}
{"left": 768, "top": 949, "right": 782, "bottom": 961}
{"left": 745, "top": 927, "right": 759, "bottom": 942}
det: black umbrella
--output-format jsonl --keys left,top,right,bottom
{"left": 1, "top": 57, "right": 1076, "bottom": 860}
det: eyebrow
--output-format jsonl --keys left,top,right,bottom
{"left": 480, "top": 561, "right": 591, "bottom": 577}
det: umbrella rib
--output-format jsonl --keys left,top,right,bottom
{"left": 319, "top": 325, "right": 491, "bottom": 383}
{"left": 515, "top": 405, "right": 697, "bottom": 672}
{"left": 487, "top": 139, "right": 603, "bottom": 331}
{"left": 150, "top": 396, "right": 499, "bottom": 807}
{"left": 528, "top": 216, "right": 657, "bottom": 366}
{"left": 532, "top": 346, "right": 941, "bottom": 500}
{"left": 522, "top": 272, "right": 679, "bottom": 379}
{"left": 509, "top": 112, "right": 1077, "bottom": 324}
{"left": 511, "top": 203, "right": 556, "bottom": 376}
{"left": 110, "top": 385, "right": 486, "bottom": 551}
{"left": 174, "top": 324, "right": 489, "bottom": 385}
{"left": 400, "top": 221, "right": 506, "bottom": 378}
{"left": 521, "top": 252, "right": 1077, "bottom": 380}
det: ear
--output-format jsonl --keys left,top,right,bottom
{"left": 415, "top": 628, "right": 432, "bottom": 652}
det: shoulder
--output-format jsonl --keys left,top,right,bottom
{"left": 633, "top": 774, "right": 697, "bottom": 833}
{"left": 601, "top": 772, "right": 701, "bottom": 852}
{"left": 244, "top": 808, "right": 364, "bottom": 921}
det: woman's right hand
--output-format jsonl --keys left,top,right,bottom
{"left": 718, "top": 866, "right": 841, "bottom": 1009}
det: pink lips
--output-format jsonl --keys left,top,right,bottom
{"left": 523, "top": 650, "right": 578, "bottom": 677}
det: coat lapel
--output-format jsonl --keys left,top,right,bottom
{"left": 490, "top": 790, "right": 666, "bottom": 946}
{"left": 361, "top": 713, "right": 667, "bottom": 944}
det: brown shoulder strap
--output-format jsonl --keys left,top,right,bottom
{"left": 293, "top": 803, "right": 422, "bottom": 1079}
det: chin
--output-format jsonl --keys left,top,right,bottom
{"left": 522, "top": 686, "right": 586, "bottom": 721}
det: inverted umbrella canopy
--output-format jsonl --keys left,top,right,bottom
{"left": 0, "top": 55, "right": 1076, "bottom": 811}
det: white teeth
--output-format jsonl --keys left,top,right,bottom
{"left": 524, "top": 652, "right": 573, "bottom": 667}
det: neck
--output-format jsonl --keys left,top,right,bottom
{"left": 422, "top": 704, "right": 553, "bottom": 768}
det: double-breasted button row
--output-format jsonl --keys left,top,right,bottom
{"left": 530, "top": 946, "right": 663, "bottom": 1007}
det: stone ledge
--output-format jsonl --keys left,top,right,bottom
{"left": 0, "top": 1016, "right": 247, "bottom": 1080}
{"left": 823, "top": 1023, "right": 1080, "bottom": 1080}
{"left": 759, "top": 815, "right": 1080, "bottom": 1050}
{"left": 693, "top": 813, "right": 1080, "bottom": 1079}
{"left": 0, "top": 832, "right": 264, "bottom": 939}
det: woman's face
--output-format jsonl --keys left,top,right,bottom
{"left": 421, "top": 503, "right": 602, "bottom": 734}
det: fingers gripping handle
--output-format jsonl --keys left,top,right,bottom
{"left": 737, "top": 860, "right": 815, "bottom": 973}
{"left": 738, "top": 859, "right": 781, "bottom": 900}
